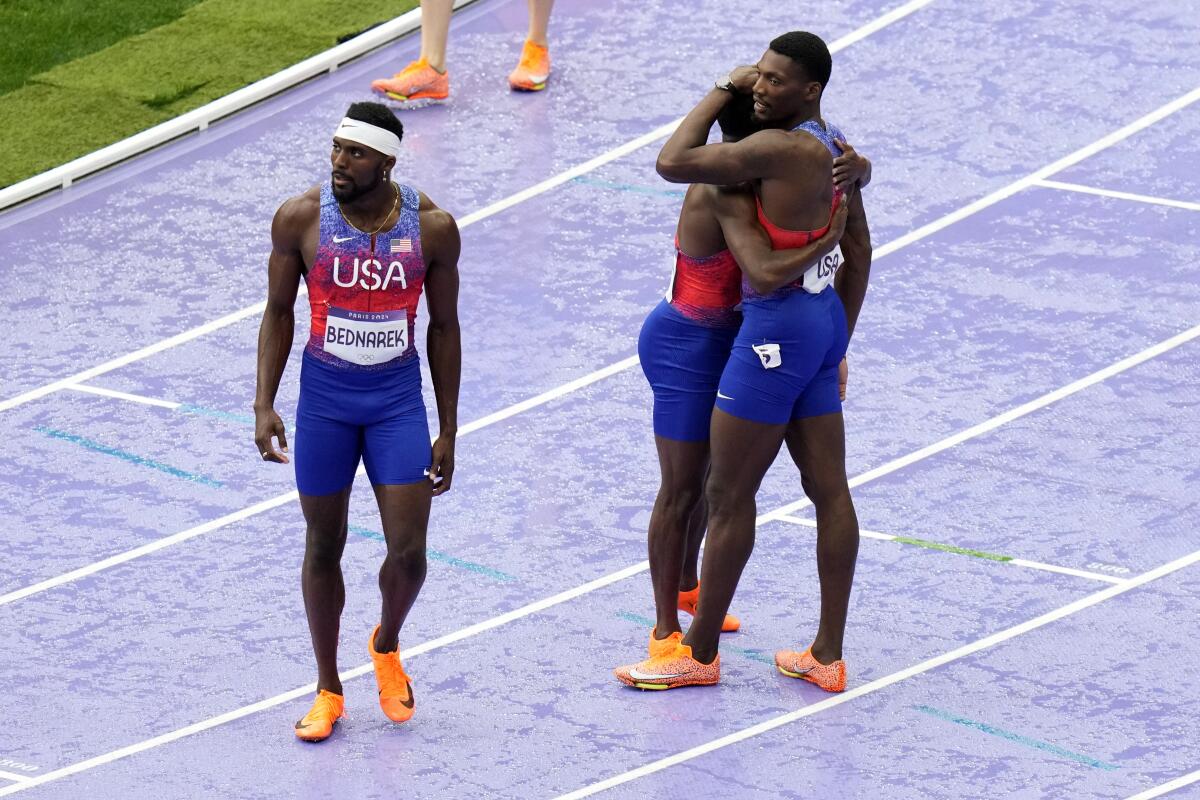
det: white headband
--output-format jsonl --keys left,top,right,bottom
{"left": 333, "top": 117, "right": 401, "bottom": 159}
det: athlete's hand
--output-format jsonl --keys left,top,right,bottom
{"left": 254, "top": 407, "right": 290, "bottom": 464}
{"left": 839, "top": 357, "right": 849, "bottom": 401}
{"left": 730, "top": 65, "right": 759, "bottom": 94}
{"left": 429, "top": 433, "right": 455, "bottom": 496}
{"left": 832, "top": 140, "right": 870, "bottom": 192}
{"left": 828, "top": 191, "right": 851, "bottom": 242}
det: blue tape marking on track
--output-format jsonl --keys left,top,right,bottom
{"left": 913, "top": 705, "right": 1120, "bottom": 770}
{"left": 177, "top": 405, "right": 256, "bottom": 425}
{"left": 347, "top": 525, "right": 517, "bottom": 582}
{"left": 34, "top": 427, "right": 224, "bottom": 488}
{"left": 570, "top": 176, "right": 687, "bottom": 198}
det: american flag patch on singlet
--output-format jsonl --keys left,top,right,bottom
{"left": 391, "top": 238, "right": 413, "bottom": 253}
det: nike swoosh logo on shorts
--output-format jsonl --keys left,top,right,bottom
{"left": 333, "top": 235, "right": 356, "bottom": 243}
{"left": 628, "top": 667, "right": 685, "bottom": 681}
{"left": 717, "top": 391, "right": 735, "bottom": 400}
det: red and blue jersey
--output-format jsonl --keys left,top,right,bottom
{"left": 667, "top": 236, "right": 742, "bottom": 328}
{"left": 742, "top": 119, "right": 845, "bottom": 305}
{"left": 304, "top": 182, "right": 427, "bottom": 371}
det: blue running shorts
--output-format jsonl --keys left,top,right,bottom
{"left": 294, "top": 352, "right": 431, "bottom": 495}
{"left": 715, "top": 286, "right": 849, "bottom": 425}
{"left": 638, "top": 300, "right": 739, "bottom": 442}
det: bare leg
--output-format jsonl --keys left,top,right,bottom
{"left": 300, "top": 486, "right": 354, "bottom": 695}
{"left": 525, "top": 0, "right": 554, "bottom": 46}
{"left": 679, "top": 490, "right": 707, "bottom": 592}
{"left": 647, "top": 437, "right": 709, "bottom": 638}
{"left": 784, "top": 413, "right": 858, "bottom": 662}
{"left": 371, "top": 481, "right": 434, "bottom": 653}
{"left": 418, "top": 0, "right": 453, "bottom": 71}
{"left": 682, "top": 409, "right": 785, "bottom": 664}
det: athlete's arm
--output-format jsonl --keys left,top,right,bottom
{"left": 836, "top": 188, "right": 872, "bottom": 339}
{"left": 714, "top": 190, "right": 849, "bottom": 296}
{"left": 656, "top": 68, "right": 783, "bottom": 185}
{"left": 833, "top": 140, "right": 872, "bottom": 191}
{"left": 420, "top": 196, "right": 462, "bottom": 497}
{"left": 253, "top": 196, "right": 307, "bottom": 464}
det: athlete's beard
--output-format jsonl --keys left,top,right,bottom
{"left": 331, "top": 168, "right": 384, "bottom": 203}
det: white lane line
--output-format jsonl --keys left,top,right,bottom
{"left": 778, "top": 514, "right": 896, "bottom": 541}
{"left": 63, "top": 384, "right": 181, "bottom": 410}
{"left": 0, "top": 0, "right": 937, "bottom": 415}
{"left": 1036, "top": 179, "right": 1200, "bottom": 212}
{"left": 552, "top": 546, "right": 1200, "bottom": 800}
{"left": 871, "top": 86, "right": 1200, "bottom": 261}
{"left": 778, "top": 515, "right": 1128, "bottom": 585}
{"left": 1125, "top": 768, "right": 1200, "bottom": 799}
{"left": 0, "top": 351, "right": 639, "bottom": 608}
{"left": 1, "top": 316, "right": 1193, "bottom": 794}
{"left": 1008, "top": 558, "right": 1128, "bottom": 585}
{"left": 764, "top": 321, "right": 1200, "bottom": 523}
{"left": 0, "top": 774, "right": 30, "bottom": 785}
{"left": 0, "top": 561, "right": 654, "bottom": 799}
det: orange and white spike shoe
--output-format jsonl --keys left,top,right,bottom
{"left": 648, "top": 629, "right": 683, "bottom": 658}
{"left": 369, "top": 625, "right": 415, "bottom": 722}
{"left": 508, "top": 39, "right": 550, "bottom": 91}
{"left": 371, "top": 58, "right": 450, "bottom": 103}
{"left": 294, "top": 690, "right": 345, "bottom": 742}
{"left": 678, "top": 583, "right": 741, "bottom": 633}
{"left": 775, "top": 647, "right": 846, "bottom": 693}
{"left": 614, "top": 642, "right": 720, "bottom": 690}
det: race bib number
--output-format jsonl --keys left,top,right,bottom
{"left": 802, "top": 243, "right": 843, "bottom": 294}
{"left": 324, "top": 306, "right": 408, "bottom": 366}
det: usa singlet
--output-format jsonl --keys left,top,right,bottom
{"left": 294, "top": 182, "right": 433, "bottom": 494}
{"left": 638, "top": 236, "right": 742, "bottom": 442}
{"left": 716, "top": 119, "right": 851, "bottom": 425}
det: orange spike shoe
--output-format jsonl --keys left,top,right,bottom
{"left": 614, "top": 642, "right": 720, "bottom": 690}
{"left": 678, "top": 583, "right": 740, "bottom": 632}
{"left": 294, "top": 690, "right": 345, "bottom": 742}
{"left": 775, "top": 647, "right": 846, "bottom": 693}
{"left": 369, "top": 625, "right": 415, "bottom": 722}
{"left": 508, "top": 39, "right": 550, "bottom": 91}
{"left": 371, "top": 58, "right": 450, "bottom": 103}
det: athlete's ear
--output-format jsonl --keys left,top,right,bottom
{"left": 384, "top": 155, "right": 397, "bottom": 180}
{"left": 804, "top": 81, "right": 823, "bottom": 102}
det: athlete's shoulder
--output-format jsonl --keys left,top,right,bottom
{"left": 274, "top": 186, "right": 321, "bottom": 226}
{"left": 271, "top": 186, "right": 320, "bottom": 247}
{"left": 415, "top": 190, "right": 457, "bottom": 230}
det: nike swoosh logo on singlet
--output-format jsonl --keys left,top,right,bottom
{"left": 333, "top": 235, "right": 356, "bottom": 243}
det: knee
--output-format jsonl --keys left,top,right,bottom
{"left": 805, "top": 475, "right": 851, "bottom": 510}
{"left": 383, "top": 539, "right": 427, "bottom": 581}
{"left": 304, "top": 526, "right": 346, "bottom": 566}
{"left": 704, "top": 475, "right": 744, "bottom": 521}
{"left": 656, "top": 483, "right": 703, "bottom": 526}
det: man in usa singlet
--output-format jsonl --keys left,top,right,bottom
{"left": 254, "top": 102, "right": 462, "bottom": 741}
{"left": 617, "top": 93, "right": 867, "bottom": 683}
{"left": 617, "top": 32, "right": 874, "bottom": 693}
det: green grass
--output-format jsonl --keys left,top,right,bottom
{"left": 0, "top": 0, "right": 419, "bottom": 189}
{"left": 0, "top": 0, "right": 203, "bottom": 95}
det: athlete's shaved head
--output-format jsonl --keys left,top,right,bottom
{"left": 716, "top": 93, "right": 762, "bottom": 142}
{"left": 769, "top": 31, "right": 832, "bottom": 91}
{"left": 345, "top": 101, "right": 405, "bottom": 143}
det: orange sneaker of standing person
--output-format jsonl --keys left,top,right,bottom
{"left": 508, "top": 39, "right": 551, "bottom": 91}
{"left": 648, "top": 629, "right": 683, "bottom": 658}
{"left": 614, "top": 642, "right": 720, "bottom": 690}
{"left": 677, "top": 582, "right": 740, "bottom": 632}
{"left": 775, "top": 646, "right": 847, "bottom": 692}
{"left": 294, "top": 690, "right": 345, "bottom": 742}
{"left": 369, "top": 625, "right": 415, "bottom": 722}
{"left": 371, "top": 58, "right": 450, "bottom": 102}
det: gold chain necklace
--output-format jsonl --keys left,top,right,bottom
{"left": 337, "top": 181, "right": 399, "bottom": 236}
